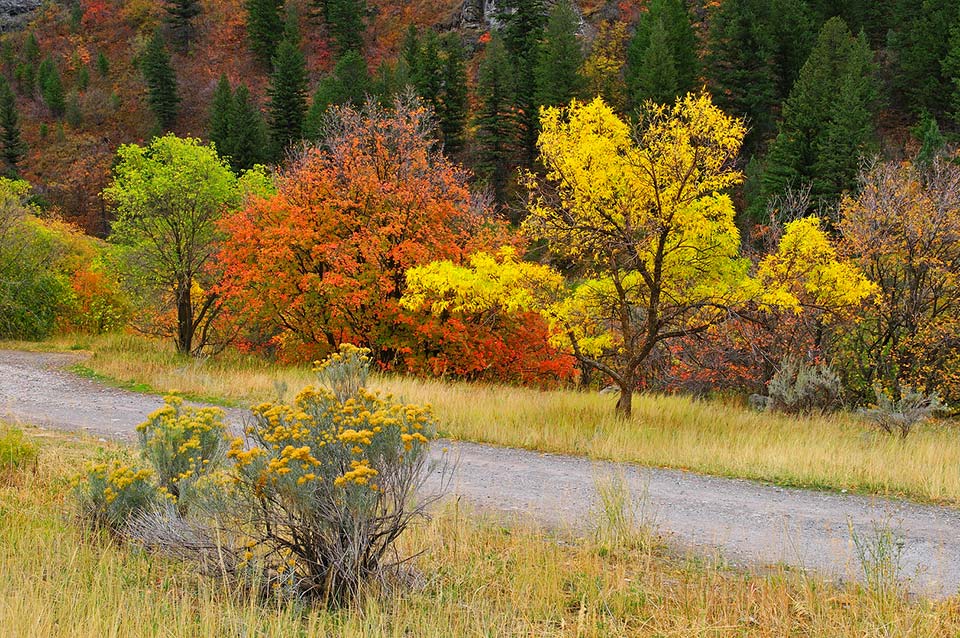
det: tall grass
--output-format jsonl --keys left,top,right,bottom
{"left": 24, "top": 333, "right": 960, "bottom": 504}
{"left": 2, "top": 430, "right": 958, "bottom": 637}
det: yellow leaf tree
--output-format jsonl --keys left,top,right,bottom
{"left": 405, "top": 95, "right": 874, "bottom": 417}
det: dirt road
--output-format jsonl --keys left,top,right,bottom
{"left": 2, "top": 349, "right": 959, "bottom": 597}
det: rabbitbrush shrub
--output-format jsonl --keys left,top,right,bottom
{"left": 0, "top": 426, "right": 38, "bottom": 471}
{"left": 225, "top": 344, "right": 439, "bottom": 603}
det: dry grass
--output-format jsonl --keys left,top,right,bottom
{"left": 2, "top": 429, "right": 959, "bottom": 637}
{"left": 15, "top": 333, "right": 960, "bottom": 505}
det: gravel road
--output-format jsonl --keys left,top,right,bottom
{"left": 2, "top": 349, "right": 959, "bottom": 597}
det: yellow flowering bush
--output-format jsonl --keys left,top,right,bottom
{"left": 74, "top": 458, "right": 159, "bottom": 531}
{"left": 226, "top": 344, "right": 438, "bottom": 602}
{"left": 137, "top": 396, "right": 227, "bottom": 505}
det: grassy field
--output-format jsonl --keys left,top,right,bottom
{"left": 9, "top": 333, "right": 960, "bottom": 505}
{"left": 2, "top": 427, "right": 958, "bottom": 637}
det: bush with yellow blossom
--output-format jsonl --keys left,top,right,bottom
{"left": 137, "top": 396, "right": 227, "bottom": 505}
{"left": 74, "top": 458, "right": 159, "bottom": 531}
{"left": 226, "top": 343, "right": 439, "bottom": 603}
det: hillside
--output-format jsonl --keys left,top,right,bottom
{"left": 0, "top": 0, "right": 956, "bottom": 235}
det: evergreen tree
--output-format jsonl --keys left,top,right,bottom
{"left": 400, "top": 25, "right": 419, "bottom": 77}
{"left": 245, "top": 0, "right": 284, "bottom": 65}
{"left": 14, "top": 63, "right": 34, "bottom": 97}
{"left": 759, "top": 18, "right": 878, "bottom": 215}
{"left": 303, "top": 50, "right": 369, "bottom": 139}
{"left": 497, "top": 0, "right": 547, "bottom": 164}
{"left": 413, "top": 30, "right": 444, "bottom": 108}
{"left": 628, "top": 18, "right": 678, "bottom": 107}
{"left": 267, "top": 30, "right": 308, "bottom": 159}
{"left": 164, "top": 0, "right": 201, "bottom": 51}
{"left": 229, "top": 84, "right": 268, "bottom": 171}
{"left": 705, "top": 0, "right": 816, "bottom": 150}
{"left": 474, "top": 36, "right": 520, "bottom": 208}
{"left": 438, "top": 33, "right": 468, "bottom": 154}
{"left": 22, "top": 32, "right": 39, "bottom": 66}
{"left": 96, "top": 51, "right": 109, "bottom": 77}
{"left": 209, "top": 74, "right": 234, "bottom": 157}
{"left": 77, "top": 66, "right": 89, "bottom": 92}
{"left": 889, "top": 0, "right": 960, "bottom": 115}
{"left": 0, "top": 77, "right": 26, "bottom": 176}
{"left": 534, "top": 1, "right": 584, "bottom": 108}
{"left": 140, "top": 31, "right": 180, "bottom": 130}
{"left": 326, "top": 0, "right": 366, "bottom": 54}
{"left": 625, "top": 0, "right": 696, "bottom": 109}
{"left": 944, "top": 19, "right": 960, "bottom": 126}
{"left": 912, "top": 111, "right": 946, "bottom": 168}
{"left": 38, "top": 57, "right": 64, "bottom": 117}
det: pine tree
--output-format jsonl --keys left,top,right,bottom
{"left": 705, "top": 0, "right": 816, "bottom": 150}
{"left": 96, "top": 51, "right": 109, "bottom": 77}
{"left": 140, "top": 31, "right": 180, "bottom": 130}
{"left": 209, "top": 74, "right": 233, "bottom": 157}
{"left": 303, "top": 49, "right": 370, "bottom": 140}
{"left": 627, "top": 18, "right": 678, "bottom": 107}
{"left": 497, "top": 0, "right": 547, "bottom": 164}
{"left": 0, "top": 77, "right": 26, "bottom": 176}
{"left": 474, "top": 36, "right": 520, "bottom": 208}
{"left": 230, "top": 84, "right": 268, "bottom": 171}
{"left": 534, "top": 1, "right": 584, "bottom": 108}
{"left": 413, "top": 30, "right": 444, "bottom": 109}
{"left": 758, "top": 17, "right": 878, "bottom": 215}
{"left": 267, "top": 29, "right": 308, "bottom": 159}
{"left": 164, "top": 0, "right": 202, "bottom": 51}
{"left": 912, "top": 111, "right": 946, "bottom": 168}
{"left": 889, "top": 0, "right": 960, "bottom": 115}
{"left": 944, "top": 19, "right": 960, "bottom": 126}
{"left": 625, "top": 0, "right": 696, "bottom": 109}
{"left": 438, "top": 33, "right": 468, "bottom": 154}
{"left": 245, "top": 0, "right": 284, "bottom": 65}
{"left": 38, "top": 57, "right": 65, "bottom": 117}
{"left": 326, "top": 0, "right": 366, "bottom": 54}
{"left": 22, "top": 32, "right": 39, "bottom": 66}
{"left": 400, "top": 25, "right": 419, "bottom": 77}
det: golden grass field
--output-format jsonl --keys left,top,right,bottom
{"left": 25, "top": 333, "right": 960, "bottom": 507}
{"left": 2, "top": 427, "right": 959, "bottom": 637}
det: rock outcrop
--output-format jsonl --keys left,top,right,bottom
{"left": 0, "top": 0, "right": 41, "bottom": 32}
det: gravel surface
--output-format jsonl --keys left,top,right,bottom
{"left": 2, "top": 349, "right": 959, "bottom": 597}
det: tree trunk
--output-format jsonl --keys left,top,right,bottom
{"left": 175, "top": 281, "right": 193, "bottom": 355}
{"left": 615, "top": 381, "right": 633, "bottom": 419}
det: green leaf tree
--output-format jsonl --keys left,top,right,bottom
{"left": 102, "top": 135, "right": 246, "bottom": 355}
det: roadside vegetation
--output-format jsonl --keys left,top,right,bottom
{"left": 3, "top": 427, "right": 959, "bottom": 637}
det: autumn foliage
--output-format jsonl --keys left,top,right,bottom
{"left": 218, "top": 97, "right": 571, "bottom": 384}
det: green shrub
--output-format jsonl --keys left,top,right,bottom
{"left": 767, "top": 356, "right": 842, "bottom": 414}
{"left": 0, "top": 426, "right": 38, "bottom": 471}
{"left": 74, "top": 459, "right": 160, "bottom": 531}
{"left": 137, "top": 396, "right": 227, "bottom": 506}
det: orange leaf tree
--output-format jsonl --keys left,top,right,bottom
{"left": 218, "top": 96, "right": 570, "bottom": 381}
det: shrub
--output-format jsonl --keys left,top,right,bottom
{"left": 137, "top": 396, "right": 227, "bottom": 506}
{"left": 0, "top": 426, "right": 38, "bottom": 471}
{"left": 226, "top": 343, "right": 439, "bottom": 603}
{"left": 766, "top": 356, "right": 842, "bottom": 414}
{"left": 74, "top": 459, "right": 160, "bottom": 531}
{"left": 861, "top": 386, "right": 944, "bottom": 439}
